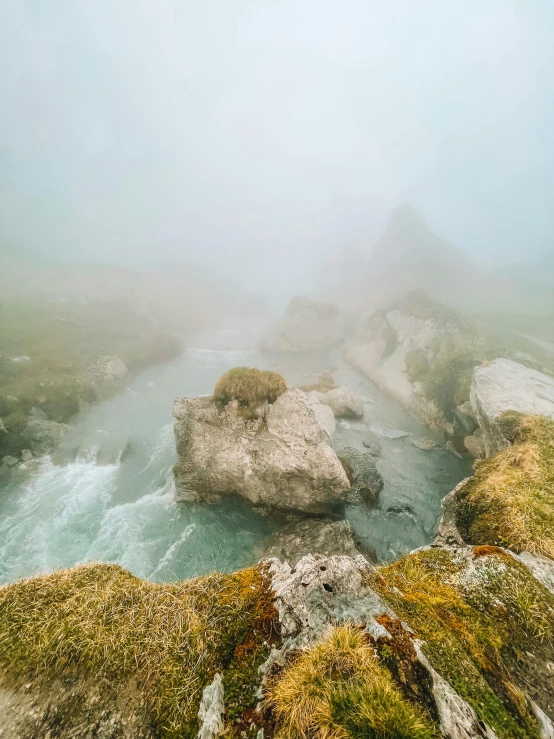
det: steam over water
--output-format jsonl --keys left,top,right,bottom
{"left": 0, "top": 331, "right": 469, "bottom": 585}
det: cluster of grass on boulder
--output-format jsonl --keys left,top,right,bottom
{"left": 213, "top": 367, "right": 287, "bottom": 416}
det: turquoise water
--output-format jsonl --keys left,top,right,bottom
{"left": 0, "top": 331, "right": 470, "bottom": 584}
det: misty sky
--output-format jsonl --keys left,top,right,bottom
{"left": 1, "top": 0, "right": 553, "bottom": 287}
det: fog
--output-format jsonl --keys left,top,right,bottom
{"left": 1, "top": 0, "right": 553, "bottom": 295}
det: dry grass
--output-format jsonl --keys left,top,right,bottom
{"left": 456, "top": 414, "right": 554, "bottom": 557}
{"left": 214, "top": 367, "right": 287, "bottom": 414}
{"left": 0, "top": 563, "right": 278, "bottom": 738}
{"left": 266, "top": 625, "right": 438, "bottom": 739}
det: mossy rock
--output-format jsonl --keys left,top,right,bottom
{"left": 371, "top": 547, "right": 554, "bottom": 739}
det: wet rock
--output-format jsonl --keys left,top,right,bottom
{"left": 443, "top": 440, "right": 463, "bottom": 459}
{"left": 173, "top": 388, "right": 350, "bottom": 515}
{"left": 362, "top": 435, "right": 381, "bottom": 457}
{"left": 22, "top": 408, "right": 68, "bottom": 457}
{"left": 470, "top": 358, "right": 554, "bottom": 456}
{"left": 309, "top": 387, "right": 364, "bottom": 419}
{"left": 369, "top": 422, "right": 409, "bottom": 439}
{"left": 264, "top": 519, "right": 360, "bottom": 566}
{"left": 261, "top": 296, "right": 344, "bottom": 352}
{"left": 337, "top": 446, "right": 383, "bottom": 506}
{"left": 412, "top": 437, "right": 439, "bottom": 451}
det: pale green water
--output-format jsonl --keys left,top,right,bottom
{"left": 0, "top": 330, "right": 470, "bottom": 584}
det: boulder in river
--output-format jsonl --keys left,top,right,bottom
{"left": 173, "top": 388, "right": 350, "bottom": 515}
{"left": 264, "top": 518, "right": 361, "bottom": 566}
{"left": 261, "top": 296, "right": 344, "bottom": 352}
{"left": 83, "top": 355, "right": 129, "bottom": 400}
{"left": 336, "top": 446, "right": 383, "bottom": 506}
{"left": 470, "top": 357, "right": 554, "bottom": 456}
{"left": 309, "top": 387, "right": 364, "bottom": 419}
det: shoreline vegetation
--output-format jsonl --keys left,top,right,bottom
{"left": 0, "top": 299, "right": 180, "bottom": 460}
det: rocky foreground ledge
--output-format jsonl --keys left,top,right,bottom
{"left": 0, "top": 413, "right": 553, "bottom": 738}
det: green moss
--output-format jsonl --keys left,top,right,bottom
{"left": 372, "top": 548, "right": 554, "bottom": 739}
{"left": 0, "top": 563, "right": 279, "bottom": 738}
{"left": 456, "top": 415, "right": 554, "bottom": 557}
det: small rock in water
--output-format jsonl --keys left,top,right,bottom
{"left": 370, "top": 423, "right": 409, "bottom": 440}
{"left": 443, "top": 440, "right": 463, "bottom": 459}
{"left": 412, "top": 438, "right": 439, "bottom": 451}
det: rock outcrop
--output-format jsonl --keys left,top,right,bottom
{"left": 345, "top": 291, "right": 478, "bottom": 434}
{"left": 22, "top": 408, "right": 69, "bottom": 457}
{"left": 470, "top": 358, "right": 554, "bottom": 456}
{"left": 263, "top": 519, "right": 360, "bottom": 566}
{"left": 173, "top": 388, "right": 350, "bottom": 514}
{"left": 261, "top": 296, "right": 344, "bottom": 352}
{"left": 83, "top": 355, "right": 129, "bottom": 400}
{"left": 308, "top": 387, "right": 364, "bottom": 419}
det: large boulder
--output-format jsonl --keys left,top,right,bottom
{"left": 173, "top": 388, "right": 350, "bottom": 515}
{"left": 261, "top": 296, "right": 344, "bottom": 352}
{"left": 470, "top": 358, "right": 554, "bottom": 456}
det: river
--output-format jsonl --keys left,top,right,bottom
{"left": 0, "top": 329, "right": 470, "bottom": 585}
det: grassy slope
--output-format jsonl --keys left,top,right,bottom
{"left": 456, "top": 414, "right": 554, "bottom": 557}
{"left": 0, "top": 300, "right": 179, "bottom": 457}
{"left": 0, "top": 563, "right": 278, "bottom": 738}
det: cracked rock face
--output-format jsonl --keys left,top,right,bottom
{"left": 470, "top": 358, "right": 554, "bottom": 456}
{"left": 173, "top": 388, "right": 350, "bottom": 515}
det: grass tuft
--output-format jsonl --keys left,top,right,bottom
{"left": 266, "top": 625, "right": 438, "bottom": 739}
{"left": 456, "top": 414, "right": 554, "bottom": 557}
{"left": 213, "top": 367, "right": 287, "bottom": 417}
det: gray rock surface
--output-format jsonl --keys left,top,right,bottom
{"left": 261, "top": 296, "right": 344, "bottom": 352}
{"left": 197, "top": 673, "right": 224, "bottom": 739}
{"left": 470, "top": 358, "right": 554, "bottom": 456}
{"left": 309, "top": 387, "right": 364, "bottom": 419}
{"left": 84, "top": 355, "right": 129, "bottom": 400}
{"left": 264, "top": 519, "right": 360, "bottom": 566}
{"left": 463, "top": 429, "right": 486, "bottom": 459}
{"left": 22, "top": 408, "right": 68, "bottom": 457}
{"left": 336, "top": 446, "right": 383, "bottom": 505}
{"left": 173, "top": 388, "right": 350, "bottom": 514}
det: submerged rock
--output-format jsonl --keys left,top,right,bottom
{"left": 308, "top": 386, "right": 364, "bottom": 419}
{"left": 264, "top": 519, "right": 360, "bottom": 566}
{"left": 336, "top": 446, "right": 383, "bottom": 506}
{"left": 412, "top": 437, "right": 439, "bottom": 451}
{"left": 261, "top": 296, "right": 344, "bottom": 352}
{"left": 470, "top": 358, "right": 554, "bottom": 456}
{"left": 173, "top": 388, "right": 350, "bottom": 515}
